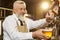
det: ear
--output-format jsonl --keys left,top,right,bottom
{"left": 13, "top": 8, "right": 17, "bottom": 13}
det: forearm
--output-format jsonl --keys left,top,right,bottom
{"left": 30, "top": 18, "right": 48, "bottom": 29}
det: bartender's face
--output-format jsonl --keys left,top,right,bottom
{"left": 14, "top": 4, "right": 27, "bottom": 16}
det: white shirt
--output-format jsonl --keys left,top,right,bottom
{"left": 3, "top": 14, "right": 47, "bottom": 40}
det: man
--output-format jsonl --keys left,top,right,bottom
{"left": 3, "top": 1, "right": 53, "bottom": 40}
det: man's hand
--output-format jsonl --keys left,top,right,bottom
{"left": 45, "top": 10, "right": 54, "bottom": 23}
{"left": 32, "top": 29, "right": 48, "bottom": 40}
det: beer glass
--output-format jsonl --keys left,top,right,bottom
{"left": 43, "top": 28, "right": 53, "bottom": 38}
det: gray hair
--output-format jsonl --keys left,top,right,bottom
{"left": 13, "top": 1, "right": 26, "bottom": 8}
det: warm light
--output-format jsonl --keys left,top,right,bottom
{"left": 51, "top": 0, "right": 54, "bottom": 1}
{"left": 41, "top": 2, "right": 49, "bottom": 10}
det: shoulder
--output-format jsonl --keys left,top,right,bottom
{"left": 6, "top": 15, "right": 13, "bottom": 19}
{"left": 4, "top": 15, "right": 15, "bottom": 22}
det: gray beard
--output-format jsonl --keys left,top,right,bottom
{"left": 16, "top": 14, "right": 25, "bottom": 21}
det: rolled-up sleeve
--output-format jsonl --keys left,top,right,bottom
{"left": 3, "top": 17, "right": 33, "bottom": 40}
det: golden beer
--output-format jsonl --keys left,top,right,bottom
{"left": 43, "top": 29, "right": 52, "bottom": 38}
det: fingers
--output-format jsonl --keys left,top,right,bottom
{"left": 35, "top": 29, "right": 49, "bottom": 39}
{"left": 46, "top": 10, "right": 55, "bottom": 23}
{"left": 33, "top": 29, "right": 52, "bottom": 39}
{"left": 39, "top": 32, "right": 49, "bottom": 40}
{"left": 33, "top": 29, "right": 51, "bottom": 40}
{"left": 38, "top": 32, "right": 49, "bottom": 40}
{"left": 46, "top": 10, "right": 54, "bottom": 17}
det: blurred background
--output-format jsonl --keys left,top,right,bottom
{"left": 0, "top": 0, "right": 53, "bottom": 19}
